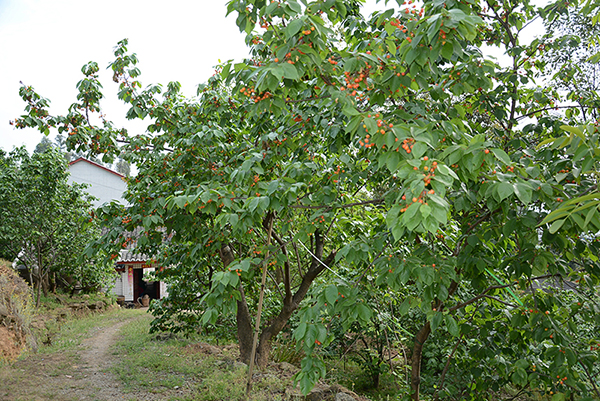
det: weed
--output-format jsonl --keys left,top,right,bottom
{"left": 270, "top": 336, "right": 304, "bottom": 366}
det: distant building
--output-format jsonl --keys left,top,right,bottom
{"left": 67, "top": 157, "right": 129, "bottom": 207}
{"left": 68, "top": 158, "right": 168, "bottom": 303}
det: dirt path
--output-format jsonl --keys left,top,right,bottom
{"left": 1, "top": 311, "right": 152, "bottom": 401}
{"left": 56, "top": 320, "right": 129, "bottom": 400}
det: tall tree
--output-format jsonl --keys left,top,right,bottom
{"left": 542, "top": 3, "right": 600, "bottom": 122}
{"left": 11, "top": 1, "right": 600, "bottom": 399}
{"left": 115, "top": 157, "right": 131, "bottom": 176}
{"left": 33, "top": 136, "right": 53, "bottom": 154}
{"left": 0, "top": 147, "right": 113, "bottom": 305}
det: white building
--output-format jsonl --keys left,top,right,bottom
{"left": 67, "top": 158, "right": 129, "bottom": 207}
{"left": 68, "top": 158, "right": 168, "bottom": 303}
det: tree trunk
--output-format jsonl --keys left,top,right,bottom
{"left": 219, "top": 232, "right": 336, "bottom": 368}
{"left": 50, "top": 272, "right": 57, "bottom": 293}
{"left": 411, "top": 322, "right": 431, "bottom": 401}
{"left": 35, "top": 273, "right": 42, "bottom": 308}
{"left": 42, "top": 274, "right": 49, "bottom": 297}
{"left": 237, "top": 286, "right": 254, "bottom": 364}
{"left": 218, "top": 243, "right": 254, "bottom": 364}
{"left": 254, "top": 298, "right": 297, "bottom": 367}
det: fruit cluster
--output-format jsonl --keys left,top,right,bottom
{"left": 240, "top": 85, "right": 272, "bottom": 103}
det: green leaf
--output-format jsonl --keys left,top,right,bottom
{"left": 174, "top": 196, "right": 187, "bottom": 209}
{"left": 357, "top": 303, "right": 372, "bottom": 322}
{"left": 441, "top": 42, "right": 454, "bottom": 59}
{"left": 229, "top": 213, "right": 239, "bottom": 228}
{"left": 565, "top": 348, "right": 577, "bottom": 366}
{"left": 420, "top": 203, "right": 432, "bottom": 219}
{"left": 514, "top": 182, "right": 532, "bottom": 205}
{"left": 286, "top": 19, "right": 304, "bottom": 39}
{"left": 398, "top": 298, "right": 410, "bottom": 315}
{"left": 325, "top": 285, "right": 338, "bottom": 305}
{"left": 386, "top": 151, "right": 400, "bottom": 172}
{"left": 411, "top": 142, "right": 428, "bottom": 158}
{"left": 445, "top": 315, "right": 459, "bottom": 336}
{"left": 491, "top": 148, "right": 511, "bottom": 165}
{"left": 403, "top": 202, "right": 421, "bottom": 222}
{"left": 287, "top": 0, "right": 301, "bottom": 13}
{"left": 248, "top": 197, "right": 260, "bottom": 212}
{"left": 515, "top": 358, "right": 528, "bottom": 369}
{"left": 431, "top": 311, "right": 443, "bottom": 332}
{"left": 294, "top": 322, "right": 307, "bottom": 341}
{"left": 511, "top": 367, "right": 528, "bottom": 386}
{"left": 280, "top": 63, "right": 300, "bottom": 80}
{"left": 496, "top": 182, "right": 513, "bottom": 201}
{"left": 549, "top": 219, "right": 565, "bottom": 234}
{"left": 560, "top": 124, "right": 585, "bottom": 140}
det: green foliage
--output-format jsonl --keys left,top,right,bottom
{"left": 12, "top": 0, "right": 600, "bottom": 399}
{"left": 0, "top": 147, "right": 114, "bottom": 303}
{"left": 114, "top": 312, "right": 294, "bottom": 401}
{"left": 270, "top": 336, "right": 304, "bottom": 366}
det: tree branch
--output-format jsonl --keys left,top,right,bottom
{"left": 290, "top": 198, "right": 383, "bottom": 210}
{"left": 448, "top": 284, "right": 513, "bottom": 312}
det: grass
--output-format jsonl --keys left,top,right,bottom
{"left": 0, "top": 307, "right": 145, "bottom": 401}
{"left": 326, "top": 359, "right": 404, "bottom": 401}
{"left": 111, "top": 313, "right": 295, "bottom": 401}
{"left": 42, "top": 307, "right": 139, "bottom": 354}
{"left": 2, "top": 300, "right": 376, "bottom": 400}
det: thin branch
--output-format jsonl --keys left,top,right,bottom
{"left": 290, "top": 198, "right": 383, "bottom": 210}
{"left": 448, "top": 284, "right": 513, "bottom": 312}
{"left": 290, "top": 236, "right": 304, "bottom": 278}
{"left": 265, "top": 268, "right": 285, "bottom": 300}
{"left": 579, "top": 358, "right": 600, "bottom": 398}
{"left": 352, "top": 250, "right": 385, "bottom": 288}
{"left": 516, "top": 105, "right": 587, "bottom": 120}
{"left": 270, "top": 231, "right": 292, "bottom": 300}
{"left": 285, "top": 94, "right": 332, "bottom": 104}
{"left": 455, "top": 208, "right": 500, "bottom": 256}
{"left": 482, "top": 295, "right": 519, "bottom": 308}
{"left": 517, "top": 14, "right": 540, "bottom": 36}
{"left": 433, "top": 335, "right": 463, "bottom": 400}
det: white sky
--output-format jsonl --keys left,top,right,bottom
{"left": 0, "top": 0, "right": 250, "bottom": 153}
{"left": 0, "top": 0, "right": 545, "bottom": 154}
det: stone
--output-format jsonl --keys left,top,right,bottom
{"left": 306, "top": 383, "right": 331, "bottom": 401}
{"left": 335, "top": 393, "right": 357, "bottom": 401}
{"left": 279, "top": 361, "right": 297, "bottom": 372}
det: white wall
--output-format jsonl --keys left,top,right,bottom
{"left": 112, "top": 273, "right": 123, "bottom": 297}
{"left": 67, "top": 159, "right": 129, "bottom": 207}
{"left": 160, "top": 281, "right": 168, "bottom": 298}
{"left": 124, "top": 267, "right": 134, "bottom": 301}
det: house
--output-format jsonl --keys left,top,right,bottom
{"left": 67, "top": 157, "right": 129, "bottom": 207}
{"left": 68, "top": 158, "right": 168, "bottom": 303}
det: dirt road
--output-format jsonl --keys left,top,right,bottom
{"left": 0, "top": 312, "right": 152, "bottom": 401}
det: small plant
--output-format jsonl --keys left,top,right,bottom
{"left": 270, "top": 335, "right": 304, "bottom": 366}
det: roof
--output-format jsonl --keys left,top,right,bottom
{"left": 119, "top": 249, "right": 149, "bottom": 263}
{"left": 69, "top": 157, "right": 125, "bottom": 179}
{"left": 112, "top": 227, "right": 172, "bottom": 263}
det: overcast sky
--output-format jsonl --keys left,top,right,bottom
{"left": 0, "top": 0, "right": 250, "bottom": 153}
{"left": 0, "top": 1, "right": 544, "bottom": 155}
